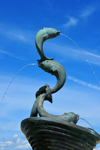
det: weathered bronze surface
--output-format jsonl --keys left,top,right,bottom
{"left": 35, "top": 27, "right": 60, "bottom": 61}
{"left": 21, "top": 117, "right": 100, "bottom": 150}
{"left": 30, "top": 84, "right": 79, "bottom": 124}
{"left": 31, "top": 27, "right": 79, "bottom": 124}
{"left": 21, "top": 27, "right": 100, "bottom": 149}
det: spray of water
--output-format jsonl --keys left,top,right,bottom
{"left": 60, "top": 33, "right": 97, "bottom": 131}
{"left": 60, "top": 33, "right": 100, "bottom": 85}
{"left": 0, "top": 63, "right": 37, "bottom": 105}
{"left": 79, "top": 117, "right": 95, "bottom": 131}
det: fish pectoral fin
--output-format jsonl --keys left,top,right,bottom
{"left": 43, "top": 34, "right": 49, "bottom": 40}
{"left": 51, "top": 68, "right": 58, "bottom": 76}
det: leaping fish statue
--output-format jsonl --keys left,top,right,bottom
{"left": 30, "top": 84, "right": 79, "bottom": 124}
{"left": 35, "top": 27, "right": 60, "bottom": 61}
{"left": 31, "top": 27, "right": 79, "bottom": 124}
{"left": 35, "top": 27, "right": 66, "bottom": 94}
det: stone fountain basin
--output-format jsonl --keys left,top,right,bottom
{"left": 21, "top": 117, "right": 100, "bottom": 150}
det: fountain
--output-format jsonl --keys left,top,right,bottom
{"left": 21, "top": 27, "right": 100, "bottom": 150}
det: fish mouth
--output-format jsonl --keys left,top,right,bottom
{"left": 38, "top": 62, "right": 42, "bottom": 67}
{"left": 57, "top": 31, "right": 60, "bottom": 35}
{"left": 38, "top": 60, "right": 44, "bottom": 68}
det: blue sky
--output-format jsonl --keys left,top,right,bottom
{"left": 0, "top": 0, "right": 100, "bottom": 149}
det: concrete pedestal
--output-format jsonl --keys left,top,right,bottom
{"left": 21, "top": 117, "right": 100, "bottom": 150}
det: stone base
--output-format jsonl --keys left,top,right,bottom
{"left": 21, "top": 117, "right": 100, "bottom": 150}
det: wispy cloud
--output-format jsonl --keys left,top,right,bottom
{"left": 84, "top": 51, "right": 100, "bottom": 66}
{"left": 0, "top": 134, "right": 31, "bottom": 150}
{"left": 46, "top": 42, "right": 100, "bottom": 66}
{"left": 63, "top": 5, "right": 96, "bottom": 28}
{"left": 68, "top": 76, "right": 100, "bottom": 91}
{"left": 80, "top": 6, "right": 95, "bottom": 18}
{"left": 84, "top": 51, "right": 100, "bottom": 59}
{"left": 7, "top": 32, "right": 27, "bottom": 42}
{"left": 6, "top": 29, "right": 35, "bottom": 44}
{"left": 0, "top": 23, "right": 35, "bottom": 44}
{"left": 0, "top": 50, "right": 25, "bottom": 60}
{"left": 63, "top": 17, "right": 78, "bottom": 28}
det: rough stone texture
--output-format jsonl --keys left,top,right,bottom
{"left": 21, "top": 117, "right": 100, "bottom": 150}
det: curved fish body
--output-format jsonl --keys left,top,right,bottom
{"left": 35, "top": 27, "right": 60, "bottom": 60}
{"left": 37, "top": 95, "right": 79, "bottom": 124}
{"left": 30, "top": 84, "right": 79, "bottom": 124}
{"left": 38, "top": 60, "right": 66, "bottom": 94}
{"left": 31, "top": 27, "right": 79, "bottom": 124}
